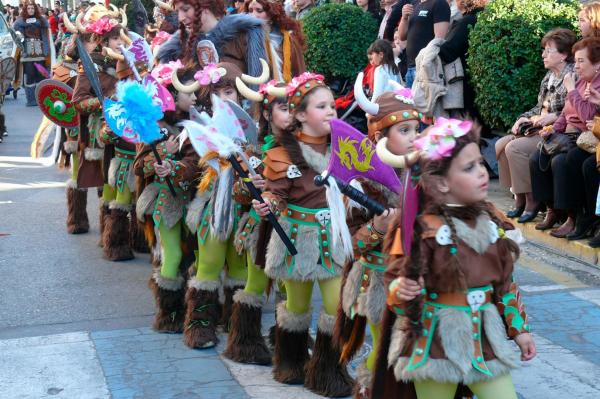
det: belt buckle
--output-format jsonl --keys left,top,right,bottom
{"left": 467, "top": 290, "right": 486, "bottom": 312}
{"left": 315, "top": 210, "right": 331, "bottom": 226}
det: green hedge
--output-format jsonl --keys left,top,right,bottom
{"left": 467, "top": 0, "right": 579, "bottom": 129}
{"left": 302, "top": 3, "right": 378, "bottom": 82}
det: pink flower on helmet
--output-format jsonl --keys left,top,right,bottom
{"left": 151, "top": 60, "right": 183, "bottom": 86}
{"left": 85, "top": 16, "right": 117, "bottom": 35}
{"left": 258, "top": 79, "right": 279, "bottom": 96}
{"left": 194, "top": 64, "right": 224, "bottom": 86}
{"left": 414, "top": 117, "right": 473, "bottom": 160}
{"left": 151, "top": 31, "right": 171, "bottom": 49}
{"left": 286, "top": 72, "right": 325, "bottom": 96}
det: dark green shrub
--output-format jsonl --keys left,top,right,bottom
{"left": 467, "top": 0, "right": 579, "bottom": 129}
{"left": 302, "top": 3, "right": 378, "bottom": 82}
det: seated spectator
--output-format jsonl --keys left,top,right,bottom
{"left": 529, "top": 37, "right": 600, "bottom": 238}
{"left": 369, "top": 39, "right": 402, "bottom": 99}
{"left": 496, "top": 28, "right": 576, "bottom": 223}
{"left": 579, "top": 1, "right": 600, "bottom": 39}
{"left": 292, "top": 0, "right": 315, "bottom": 20}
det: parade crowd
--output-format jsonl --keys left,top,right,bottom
{"left": 8, "top": 0, "right": 600, "bottom": 398}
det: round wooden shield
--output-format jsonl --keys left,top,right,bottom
{"left": 35, "top": 79, "right": 80, "bottom": 128}
{"left": 0, "top": 57, "right": 16, "bottom": 94}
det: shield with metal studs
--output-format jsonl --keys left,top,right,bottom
{"left": 35, "top": 79, "right": 80, "bottom": 128}
{"left": 0, "top": 57, "right": 16, "bottom": 94}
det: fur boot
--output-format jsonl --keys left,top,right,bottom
{"left": 183, "top": 279, "right": 220, "bottom": 349}
{"left": 66, "top": 182, "right": 89, "bottom": 234}
{"left": 305, "top": 312, "right": 354, "bottom": 397}
{"left": 149, "top": 270, "right": 185, "bottom": 333}
{"left": 98, "top": 202, "right": 110, "bottom": 247}
{"left": 220, "top": 279, "right": 245, "bottom": 332}
{"left": 129, "top": 204, "right": 150, "bottom": 253}
{"left": 102, "top": 203, "right": 134, "bottom": 261}
{"left": 223, "top": 290, "right": 272, "bottom": 365}
{"left": 272, "top": 302, "right": 311, "bottom": 385}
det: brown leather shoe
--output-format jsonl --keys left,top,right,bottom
{"left": 535, "top": 208, "right": 562, "bottom": 230}
{"left": 550, "top": 216, "right": 575, "bottom": 238}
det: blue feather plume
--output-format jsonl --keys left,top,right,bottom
{"left": 115, "top": 80, "right": 164, "bottom": 144}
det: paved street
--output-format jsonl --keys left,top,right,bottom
{"left": 1, "top": 96, "right": 600, "bottom": 398}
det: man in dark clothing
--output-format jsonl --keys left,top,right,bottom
{"left": 383, "top": 0, "right": 411, "bottom": 41}
{"left": 398, "top": 0, "right": 450, "bottom": 88}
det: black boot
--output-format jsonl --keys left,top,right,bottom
{"left": 589, "top": 229, "right": 600, "bottom": 248}
{"left": 304, "top": 312, "right": 354, "bottom": 397}
{"left": 223, "top": 290, "right": 272, "bottom": 365}
{"left": 566, "top": 214, "right": 598, "bottom": 241}
{"left": 272, "top": 302, "right": 311, "bottom": 385}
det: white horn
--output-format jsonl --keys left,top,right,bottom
{"left": 120, "top": 5, "right": 128, "bottom": 28}
{"left": 120, "top": 29, "right": 132, "bottom": 46}
{"left": 236, "top": 77, "right": 264, "bottom": 102}
{"left": 62, "top": 13, "right": 78, "bottom": 34}
{"left": 354, "top": 72, "right": 379, "bottom": 115}
{"left": 109, "top": 4, "right": 120, "bottom": 17}
{"left": 154, "top": 0, "right": 174, "bottom": 11}
{"left": 171, "top": 70, "right": 201, "bottom": 93}
{"left": 266, "top": 85, "right": 287, "bottom": 98}
{"left": 75, "top": 13, "right": 86, "bottom": 33}
{"left": 102, "top": 46, "right": 125, "bottom": 61}
{"left": 240, "top": 58, "right": 270, "bottom": 85}
{"left": 376, "top": 139, "right": 421, "bottom": 169}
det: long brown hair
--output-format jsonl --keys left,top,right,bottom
{"left": 242, "top": 0, "right": 305, "bottom": 48}
{"left": 20, "top": 0, "right": 42, "bottom": 19}
{"left": 174, "top": 0, "right": 226, "bottom": 62}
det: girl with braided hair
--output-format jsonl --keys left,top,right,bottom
{"left": 157, "top": 0, "right": 267, "bottom": 78}
{"left": 244, "top": 0, "right": 305, "bottom": 82}
{"left": 372, "top": 120, "right": 536, "bottom": 399}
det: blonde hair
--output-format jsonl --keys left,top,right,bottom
{"left": 581, "top": 1, "right": 600, "bottom": 38}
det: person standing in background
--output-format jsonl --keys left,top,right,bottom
{"left": 398, "top": 0, "right": 450, "bottom": 88}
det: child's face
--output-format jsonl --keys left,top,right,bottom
{"left": 379, "top": 120, "right": 419, "bottom": 155}
{"left": 107, "top": 35, "right": 123, "bottom": 52}
{"left": 439, "top": 142, "right": 489, "bottom": 205}
{"left": 296, "top": 88, "right": 336, "bottom": 137}
{"left": 176, "top": 81, "right": 197, "bottom": 112}
{"left": 370, "top": 51, "right": 384, "bottom": 66}
{"left": 267, "top": 102, "right": 291, "bottom": 132}
{"left": 214, "top": 86, "right": 239, "bottom": 104}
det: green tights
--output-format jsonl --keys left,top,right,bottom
{"left": 158, "top": 221, "right": 182, "bottom": 280}
{"left": 414, "top": 373, "right": 518, "bottom": 399}
{"left": 101, "top": 184, "right": 132, "bottom": 205}
{"left": 71, "top": 153, "right": 80, "bottom": 182}
{"left": 243, "top": 252, "right": 269, "bottom": 296}
{"left": 285, "top": 277, "right": 341, "bottom": 316}
{"left": 195, "top": 234, "right": 247, "bottom": 282}
{"left": 366, "top": 322, "right": 380, "bottom": 371}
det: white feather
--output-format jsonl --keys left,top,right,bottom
{"left": 326, "top": 176, "right": 354, "bottom": 261}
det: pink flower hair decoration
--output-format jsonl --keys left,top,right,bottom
{"left": 85, "top": 16, "right": 118, "bottom": 35}
{"left": 414, "top": 117, "right": 473, "bottom": 160}
{"left": 151, "top": 60, "right": 183, "bottom": 86}
{"left": 151, "top": 31, "right": 171, "bottom": 49}
{"left": 286, "top": 72, "right": 325, "bottom": 96}
{"left": 194, "top": 64, "right": 227, "bottom": 86}
{"left": 258, "top": 79, "right": 280, "bottom": 97}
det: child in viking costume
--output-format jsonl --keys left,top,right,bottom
{"left": 14, "top": 1, "right": 50, "bottom": 106}
{"left": 181, "top": 61, "right": 250, "bottom": 349}
{"left": 223, "top": 77, "right": 289, "bottom": 365}
{"left": 334, "top": 78, "right": 423, "bottom": 399}
{"left": 242, "top": 0, "right": 305, "bottom": 82}
{"left": 372, "top": 121, "right": 536, "bottom": 399}
{"left": 71, "top": 4, "right": 132, "bottom": 260}
{"left": 252, "top": 72, "right": 354, "bottom": 397}
{"left": 157, "top": 0, "right": 266, "bottom": 76}
{"left": 135, "top": 64, "right": 201, "bottom": 332}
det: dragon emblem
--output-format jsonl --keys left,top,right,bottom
{"left": 336, "top": 137, "right": 376, "bottom": 173}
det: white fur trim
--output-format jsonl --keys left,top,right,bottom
{"left": 185, "top": 191, "right": 211, "bottom": 232}
{"left": 63, "top": 141, "right": 78, "bottom": 154}
{"left": 452, "top": 214, "right": 497, "bottom": 254}
{"left": 233, "top": 290, "right": 265, "bottom": 308}
{"left": 224, "top": 277, "right": 246, "bottom": 288}
{"left": 153, "top": 270, "right": 184, "bottom": 291}
{"left": 276, "top": 301, "right": 311, "bottom": 332}
{"left": 108, "top": 201, "right": 133, "bottom": 212}
{"left": 84, "top": 147, "right": 103, "bottom": 161}
{"left": 298, "top": 142, "right": 330, "bottom": 173}
{"left": 187, "top": 278, "right": 220, "bottom": 291}
{"left": 317, "top": 312, "right": 336, "bottom": 334}
{"left": 66, "top": 179, "right": 77, "bottom": 189}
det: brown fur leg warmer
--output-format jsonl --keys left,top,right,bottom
{"left": 129, "top": 204, "right": 150, "bottom": 253}
{"left": 272, "top": 302, "right": 311, "bottom": 385}
{"left": 149, "top": 271, "right": 185, "bottom": 333}
{"left": 103, "top": 204, "right": 134, "bottom": 261}
{"left": 66, "top": 185, "right": 89, "bottom": 234}
{"left": 183, "top": 279, "right": 220, "bottom": 349}
{"left": 223, "top": 291, "right": 272, "bottom": 365}
{"left": 220, "top": 282, "right": 245, "bottom": 332}
{"left": 304, "top": 312, "right": 354, "bottom": 397}
{"left": 98, "top": 202, "right": 110, "bottom": 247}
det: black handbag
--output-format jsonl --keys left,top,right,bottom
{"left": 540, "top": 132, "right": 578, "bottom": 156}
